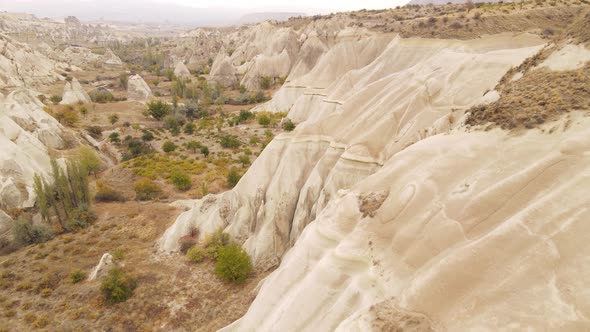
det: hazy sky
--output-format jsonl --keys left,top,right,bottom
{"left": 1, "top": 0, "right": 409, "bottom": 25}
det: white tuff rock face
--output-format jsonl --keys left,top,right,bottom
{"left": 159, "top": 31, "right": 590, "bottom": 330}
{"left": 0, "top": 209, "right": 13, "bottom": 240}
{"left": 60, "top": 78, "right": 92, "bottom": 105}
{"left": 0, "top": 34, "right": 65, "bottom": 88}
{"left": 0, "top": 88, "right": 65, "bottom": 212}
{"left": 173, "top": 61, "right": 192, "bottom": 78}
{"left": 53, "top": 46, "right": 124, "bottom": 68}
{"left": 209, "top": 48, "right": 238, "bottom": 87}
{"left": 0, "top": 12, "right": 115, "bottom": 44}
{"left": 127, "top": 74, "right": 153, "bottom": 102}
{"left": 103, "top": 48, "right": 123, "bottom": 65}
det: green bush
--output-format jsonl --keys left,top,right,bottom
{"left": 86, "top": 126, "right": 102, "bottom": 139}
{"left": 50, "top": 95, "right": 62, "bottom": 105}
{"left": 186, "top": 140, "right": 202, "bottom": 152}
{"left": 134, "top": 178, "right": 162, "bottom": 201}
{"left": 146, "top": 100, "right": 171, "bottom": 120}
{"left": 164, "top": 116, "right": 180, "bottom": 131}
{"left": 238, "top": 155, "right": 250, "bottom": 166}
{"left": 283, "top": 120, "right": 296, "bottom": 131}
{"left": 66, "top": 205, "right": 97, "bottom": 231}
{"left": 11, "top": 217, "right": 53, "bottom": 246}
{"left": 162, "top": 141, "right": 177, "bottom": 153}
{"left": 170, "top": 171, "right": 192, "bottom": 191}
{"left": 249, "top": 136, "right": 260, "bottom": 145}
{"left": 200, "top": 146, "right": 210, "bottom": 157}
{"left": 238, "top": 110, "right": 254, "bottom": 123}
{"left": 109, "top": 132, "right": 120, "bottom": 143}
{"left": 100, "top": 268, "right": 137, "bottom": 304}
{"left": 142, "top": 130, "right": 154, "bottom": 141}
{"left": 214, "top": 244, "right": 253, "bottom": 284}
{"left": 220, "top": 135, "right": 241, "bottom": 149}
{"left": 69, "top": 270, "right": 87, "bottom": 284}
{"left": 124, "top": 139, "right": 153, "bottom": 160}
{"left": 184, "top": 123, "right": 196, "bottom": 134}
{"left": 89, "top": 88, "right": 114, "bottom": 103}
{"left": 109, "top": 114, "right": 119, "bottom": 125}
{"left": 227, "top": 167, "right": 242, "bottom": 188}
{"left": 258, "top": 114, "right": 271, "bottom": 127}
{"left": 94, "top": 180, "right": 125, "bottom": 202}
{"left": 186, "top": 246, "right": 207, "bottom": 263}
{"left": 203, "top": 228, "right": 230, "bottom": 259}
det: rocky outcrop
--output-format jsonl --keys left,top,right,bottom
{"left": 209, "top": 49, "right": 238, "bottom": 88}
{"left": 127, "top": 74, "right": 153, "bottom": 101}
{"left": 173, "top": 61, "right": 191, "bottom": 78}
{"left": 0, "top": 34, "right": 65, "bottom": 88}
{"left": 0, "top": 88, "right": 65, "bottom": 210}
{"left": 58, "top": 46, "right": 124, "bottom": 68}
{"left": 103, "top": 48, "right": 123, "bottom": 65}
{"left": 156, "top": 31, "right": 590, "bottom": 331}
{"left": 60, "top": 78, "right": 91, "bottom": 105}
{"left": 208, "top": 23, "right": 303, "bottom": 90}
{"left": 0, "top": 12, "right": 117, "bottom": 44}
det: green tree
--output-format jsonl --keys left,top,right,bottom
{"left": 200, "top": 146, "right": 209, "bottom": 157}
{"left": 33, "top": 157, "right": 91, "bottom": 231}
{"left": 109, "top": 114, "right": 119, "bottom": 125}
{"left": 146, "top": 100, "right": 171, "bottom": 120}
{"left": 78, "top": 146, "right": 102, "bottom": 176}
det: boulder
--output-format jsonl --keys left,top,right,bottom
{"left": 127, "top": 75, "right": 153, "bottom": 101}
{"left": 60, "top": 78, "right": 91, "bottom": 105}
{"left": 103, "top": 48, "right": 123, "bottom": 65}
{"left": 89, "top": 253, "right": 115, "bottom": 281}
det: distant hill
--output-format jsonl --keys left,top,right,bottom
{"left": 238, "top": 12, "right": 306, "bottom": 24}
{"left": 407, "top": 0, "right": 510, "bottom": 5}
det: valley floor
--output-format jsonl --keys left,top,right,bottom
{"left": 0, "top": 198, "right": 266, "bottom": 331}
